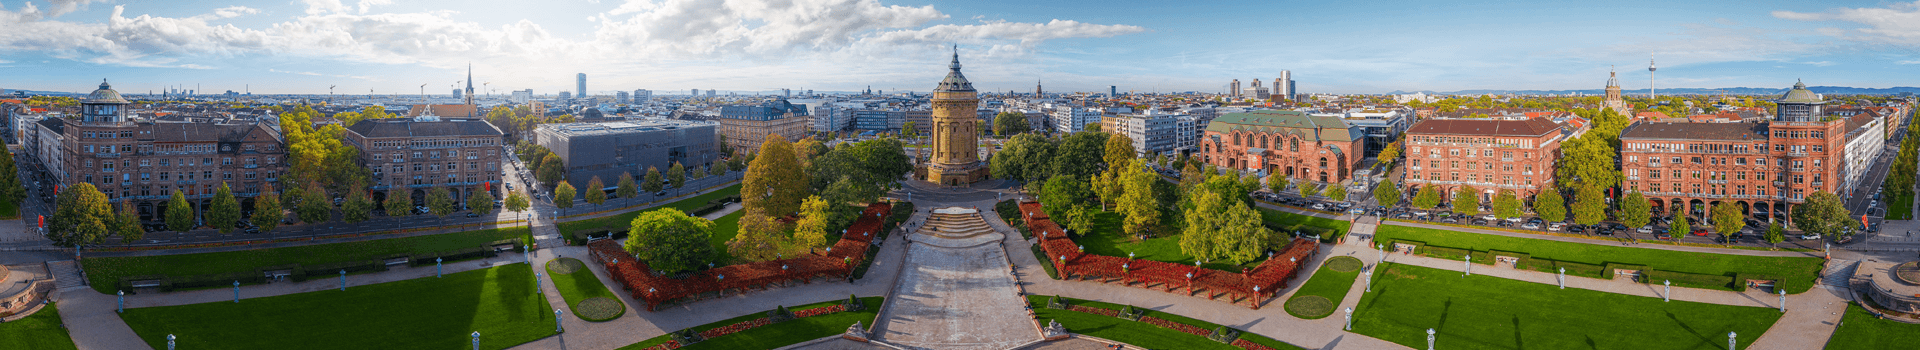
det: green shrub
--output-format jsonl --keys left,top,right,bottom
{"left": 1644, "top": 270, "right": 1737, "bottom": 290}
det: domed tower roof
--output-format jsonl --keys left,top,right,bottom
{"left": 934, "top": 47, "right": 974, "bottom": 93}
{"left": 85, "top": 79, "right": 129, "bottom": 104}
{"left": 1777, "top": 80, "right": 1823, "bottom": 104}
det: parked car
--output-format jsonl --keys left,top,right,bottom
{"left": 1311, "top": 203, "right": 1328, "bottom": 210}
{"left": 1481, "top": 214, "right": 1498, "bottom": 221}
{"left": 1637, "top": 225, "right": 1654, "bottom": 234}
{"left": 1547, "top": 222, "right": 1565, "bottom": 231}
{"left": 1521, "top": 222, "right": 1540, "bottom": 229}
{"left": 1800, "top": 233, "right": 1821, "bottom": 240}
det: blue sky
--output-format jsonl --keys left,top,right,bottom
{"left": 2, "top": 0, "right": 1917, "bottom": 95}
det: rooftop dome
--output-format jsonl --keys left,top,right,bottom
{"left": 85, "top": 79, "right": 129, "bottom": 104}
{"left": 1776, "top": 80, "right": 1822, "bottom": 104}
{"left": 934, "top": 48, "right": 974, "bottom": 93}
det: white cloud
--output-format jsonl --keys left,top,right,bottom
{"left": 1898, "top": 60, "right": 1920, "bottom": 64}
{"left": 44, "top": 0, "right": 107, "bottom": 18}
{"left": 301, "top": 0, "right": 348, "bottom": 16}
{"left": 356, "top": 0, "right": 392, "bottom": 14}
{"left": 1775, "top": 2, "right": 1920, "bottom": 46}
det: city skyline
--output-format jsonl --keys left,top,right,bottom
{"left": 1, "top": 0, "right": 1918, "bottom": 95}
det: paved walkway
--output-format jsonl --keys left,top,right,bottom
{"left": 1383, "top": 220, "right": 1823, "bottom": 258}
{"left": 871, "top": 209, "right": 1036, "bottom": 350}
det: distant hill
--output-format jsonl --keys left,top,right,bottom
{"left": 1385, "top": 86, "right": 1920, "bottom": 96}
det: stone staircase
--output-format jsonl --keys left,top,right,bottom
{"left": 926, "top": 211, "right": 992, "bottom": 239}
{"left": 46, "top": 260, "right": 85, "bottom": 291}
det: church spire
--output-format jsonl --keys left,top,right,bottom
{"left": 949, "top": 44, "right": 960, "bottom": 71}
{"left": 464, "top": 62, "right": 475, "bottom": 105}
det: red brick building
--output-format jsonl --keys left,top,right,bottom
{"left": 1618, "top": 82, "right": 1847, "bottom": 223}
{"left": 1401, "top": 117, "right": 1566, "bottom": 202}
{"left": 1199, "top": 110, "right": 1364, "bottom": 184}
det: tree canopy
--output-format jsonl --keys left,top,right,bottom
{"left": 743, "top": 135, "right": 812, "bottom": 217}
{"left": 1792, "top": 192, "right": 1853, "bottom": 237}
{"left": 47, "top": 183, "right": 117, "bottom": 247}
{"left": 623, "top": 208, "right": 715, "bottom": 274}
{"left": 994, "top": 112, "right": 1031, "bottom": 136}
{"left": 253, "top": 183, "right": 283, "bottom": 232}
{"left": 207, "top": 182, "right": 240, "bottom": 234}
{"left": 1535, "top": 189, "right": 1567, "bottom": 223}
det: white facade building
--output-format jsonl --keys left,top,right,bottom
{"left": 1050, "top": 106, "right": 1102, "bottom": 133}
{"left": 1840, "top": 112, "right": 1886, "bottom": 196}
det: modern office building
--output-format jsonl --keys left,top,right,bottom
{"left": 345, "top": 112, "right": 506, "bottom": 208}
{"left": 576, "top": 73, "right": 587, "bottom": 98}
{"left": 533, "top": 120, "right": 718, "bottom": 193}
{"left": 616, "top": 91, "right": 630, "bottom": 104}
{"left": 1108, "top": 110, "right": 1184, "bottom": 157}
{"left": 717, "top": 99, "right": 811, "bottom": 153}
{"left": 1201, "top": 110, "right": 1367, "bottom": 184}
{"left": 1049, "top": 106, "right": 1102, "bottom": 133}
{"left": 634, "top": 89, "right": 651, "bottom": 103}
{"left": 1276, "top": 70, "right": 1295, "bottom": 101}
{"left": 559, "top": 91, "right": 573, "bottom": 100}
{"left": 510, "top": 89, "right": 533, "bottom": 103}
{"left": 1401, "top": 117, "right": 1566, "bottom": 201}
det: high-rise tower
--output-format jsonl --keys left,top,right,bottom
{"left": 1648, "top": 53, "right": 1657, "bottom": 99}
{"left": 1230, "top": 79, "right": 1241, "bottom": 97}
{"left": 926, "top": 47, "right": 988, "bottom": 185}
{"left": 576, "top": 73, "right": 587, "bottom": 99}
{"left": 1276, "top": 70, "right": 1292, "bottom": 101}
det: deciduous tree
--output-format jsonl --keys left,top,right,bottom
{"left": 728, "top": 210, "right": 786, "bottom": 262}
{"left": 166, "top": 189, "right": 194, "bottom": 232}
{"left": 426, "top": 187, "right": 454, "bottom": 218}
{"left": 1412, "top": 186, "right": 1441, "bottom": 210}
{"left": 743, "top": 136, "right": 811, "bottom": 217}
{"left": 505, "top": 191, "right": 530, "bottom": 215}
{"left": 207, "top": 182, "right": 240, "bottom": 234}
{"left": 994, "top": 111, "right": 1030, "bottom": 136}
{"left": 1792, "top": 191, "right": 1852, "bottom": 237}
{"left": 254, "top": 183, "right": 284, "bottom": 232}
{"left": 1764, "top": 223, "right": 1785, "bottom": 249}
{"left": 624, "top": 208, "right": 715, "bottom": 274}
{"left": 1618, "top": 191, "right": 1651, "bottom": 229}
{"left": 468, "top": 190, "right": 495, "bottom": 217}
{"left": 48, "top": 183, "right": 115, "bottom": 247}
{"left": 667, "top": 162, "right": 687, "bottom": 192}
{"left": 1712, "top": 201, "right": 1744, "bottom": 238}
{"left": 616, "top": 172, "right": 638, "bottom": 201}
{"left": 1452, "top": 186, "right": 1481, "bottom": 216}
{"left": 383, "top": 189, "right": 411, "bottom": 218}
{"left": 298, "top": 182, "right": 331, "bottom": 224}
{"left": 1492, "top": 189, "right": 1520, "bottom": 219}
{"left": 1535, "top": 189, "right": 1567, "bottom": 223}
{"left": 793, "top": 195, "right": 832, "bottom": 249}
{"left": 537, "top": 153, "right": 566, "bottom": 186}
{"left": 1572, "top": 186, "right": 1607, "bottom": 226}
{"left": 342, "top": 187, "right": 373, "bottom": 223}
{"left": 642, "top": 167, "right": 663, "bottom": 194}
{"left": 114, "top": 199, "right": 142, "bottom": 241}
{"left": 1116, "top": 159, "right": 1160, "bottom": 237}
{"left": 0, "top": 145, "right": 22, "bottom": 204}
{"left": 584, "top": 176, "right": 607, "bottom": 208}
{"left": 1671, "top": 215, "right": 1691, "bottom": 239}
{"left": 554, "top": 181, "right": 576, "bottom": 213}
{"left": 1375, "top": 180, "right": 1402, "bottom": 207}
{"left": 1327, "top": 183, "right": 1349, "bottom": 202}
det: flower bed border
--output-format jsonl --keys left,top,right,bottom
{"left": 636, "top": 300, "right": 860, "bottom": 350}
{"left": 590, "top": 203, "right": 891, "bottom": 311}
{"left": 1020, "top": 201, "right": 1316, "bottom": 309}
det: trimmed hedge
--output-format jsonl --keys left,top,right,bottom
{"left": 1030, "top": 244, "right": 1060, "bottom": 279}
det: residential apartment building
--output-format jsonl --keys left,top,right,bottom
{"left": 1200, "top": 110, "right": 1365, "bottom": 184}
{"left": 1107, "top": 111, "right": 1182, "bottom": 157}
{"left": 345, "top": 113, "right": 506, "bottom": 207}
{"left": 1617, "top": 82, "right": 1849, "bottom": 222}
{"left": 38, "top": 80, "right": 290, "bottom": 220}
{"left": 1049, "top": 106, "right": 1102, "bottom": 133}
{"left": 717, "top": 99, "right": 810, "bottom": 153}
{"left": 1401, "top": 117, "right": 1566, "bottom": 202}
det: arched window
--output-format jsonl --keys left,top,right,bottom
{"left": 1232, "top": 133, "right": 1241, "bottom": 146}
{"left": 1260, "top": 136, "right": 1269, "bottom": 149}
{"left": 1290, "top": 139, "right": 1300, "bottom": 152}
{"left": 1319, "top": 157, "right": 1328, "bottom": 168}
{"left": 1319, "top": 172, "right": 1328, "bottom": 182}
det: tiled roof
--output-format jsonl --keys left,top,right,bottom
{"left": 146, "top": 122, "right": 281, "bottom": 143}
{"left": 405, "top": 104, "right": 480, "bottom": 118}
{"left": 1405, "top": 117, "right": 1562, "bottom": 137}
{"left": 346, "top": 118, "right": 503, "bottom": 138}
{"left": 1620, "top": 122, "right": 1768, "bottom": 141}
{"left": 1204, "top": 110, "right": 1357, "bottom": 142}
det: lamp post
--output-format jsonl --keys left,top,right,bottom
{"left": 472, "top": 331, "right": 481, "bottom": 350}
{"left": 1727, "top": 331, "right": 1736, "bottom": 350}
{"left": 1344, "top": 307, "right": 1354, "bottom": 330}
{"left": 1663, "top": 280, "right": 1671, "bottom": 302}
{"left": 117, "top": 290, "right": 124, "bottom": 313}
{"left": 1463, "top": 256, "right": 1471, "bottom": 276}
{"left": 1779, "top": 289, "right": 1786, "bottom": 312}
{"left": 233, "top": 280, "right": 241, "bottom": 303}
{"left": 1426, "top": 328, "right": 1436, "bottom": 350}
{"left": 555, "top": 309, "right": 565, "bottom": 333}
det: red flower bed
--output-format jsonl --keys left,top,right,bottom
{"left": 1017, "top": 200, "right": 1318, "bottom": 308}
{"left": 1232, "top": 339, "right": 1278, "bottom": 350}
{"left": 1067, "top": 305, "right": 1119, "bottom": 317}
{"left": 793, "top": 304, "right": 847, "bottom": 318}
{"left": 697, "top": 317, "right": 773, "bottom": 339}
{"left": 640, "top": 340, "right": 682, "bottom": 350}
{"left": 591, "top": 202, "right": 891, "bottom": 311}
{"left": 1141, "top": 316, "right": 1209, "bottom": 337}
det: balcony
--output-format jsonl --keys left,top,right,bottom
{"left": 1786, "top": 152, "right": 1808, "bottom": 157}
{"left": 467, "top": 156, "right": 479, "bottom": 160}
{"left": 1626, "top": 176, "right": 1640, "bottom": 180}
{"left": 243, "top": 164, "right": 258, "bottom": 169}
{"left": 1501, "top": 157, "right": 1514, "bottom": 162}
{"left": 1708, "top": 180, "right": 1726, "bottom": 184}
{"left": 1773, "top": 181, "right": 1786, "bottom": 187}
{"left": 95, "top": 153, "right": 121, "bottom": 158}
{"left": 1522, "top": 171, "right": 1534, "bottom": 176}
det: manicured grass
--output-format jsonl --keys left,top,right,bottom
{"left": 616, "top": 297, "right": 884, "bottom": 350}
{"left": 556, "top": 184, "right": 740, "bottom": 239}
{"left": 0, "top": 200, "right": 18, "bottom": 219}
{"left": 1890, "top": 193, "right": 1913, "bottom": 220}
{"left": 1376, "top": 225, "right": 1826, "bottom": 294}
{"left": 1258, "top": 208, "right": 1352, "bottom": 239}
{"left": 0, "top": 303, "right": 78, "bottom": 350}
{"left": 546, "top": 258, "right": 626, "bottom": 322}
{"left": 1283, "top": 256, "right": 1363, "bottom": 319}
{"left": 120, "top": 264, "right": 555, "bottom": 350}
{"left": 1026, "top": 295, "right": 1304, "bottom": 350}
{"left": 1824, "top": 302, "right": 1920, "bottom": 349}
{"left": 1353, "top": 263, "right": 1780, "bottom": 350}
{"left": 1073, "top": 210, "right": 1260, "bottom": 271}
{"left": 83, "top": 227, "right": 532, "bottom": 294}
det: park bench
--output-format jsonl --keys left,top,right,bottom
{"left": 383, "top": 257, "right": 410, "bottom": 266}
{"left": 130, "top": 280, "right": 162, "bottom": 289}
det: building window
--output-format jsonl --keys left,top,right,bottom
{"left": 373, "top": 153, "right": 384, "bottom": 161}
{"left": 159, "top": 159, "right": 169, "bottom": 166}
{"left": 246, "top": 172, "right": 256, "bottom": 179}
{"left": 203, "top": 171, "right": 213, "bottom": 179}
{"left": 223, "top": 172, "right": 232, "bottom": 180}
{"left": 140, "top": 173, "right": 150, "bottom": 181}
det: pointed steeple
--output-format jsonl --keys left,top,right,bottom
{"left": 934, "top": 46, "right": 973, "bottom": 92}
{"left": 1606, "top": 65, "right": 1619, "bottom": 87}
{"left": 949, "top": 44, "right": 961, "bottom": 71}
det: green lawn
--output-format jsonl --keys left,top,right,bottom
{"left": 1283, "top": 256, "right": 1363, "bottom": 319}
{"left": 120, "top": 264, "right": 555, "bottom": 350}
{"left": 1027, "top": 295, "right": 1304, "bottom": 350}
{"left": 556, "top": 184, "right": 741, "bottom": 240}
{"left": 617, "top": 297, "right": 883, "bottom": 350}
{"left": 0, "top": 303, "right": 77, "bottom": 350}
{"left": 707, "top": 212, "right": 742, "bottom": 264}
{"left": 1824, "top": 302, "right": 1920, "bottom": 349}
{"left": 1889, "top": 193, "right": 1913, "bottom": 220}
{"left": 1072, "top": 210, "right": 1261, "bottom": 271}
{"left": 1376, "top": 225, "right": 1826, "bottom": 293}
{"left": 1354, "top": 263, "right": 1780, "bottom": 350}
{"left": 83, "top": 227, "right": 532, "bottom": 294}
{"left": 1259, "top": 208, "right": 1352, "bottom": 239}
{"left": 546, "top": 258, "right": 626, "bottom": 322}
{"left": 0, "top": 200, "right": 18, "bottom": 219}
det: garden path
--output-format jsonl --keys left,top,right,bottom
{"left": 870, "top": 206, "right": 1038, "bottom": 350}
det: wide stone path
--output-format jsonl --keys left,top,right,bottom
{"left": 871, "top": 207, "right": 1039, "bottom": 350}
